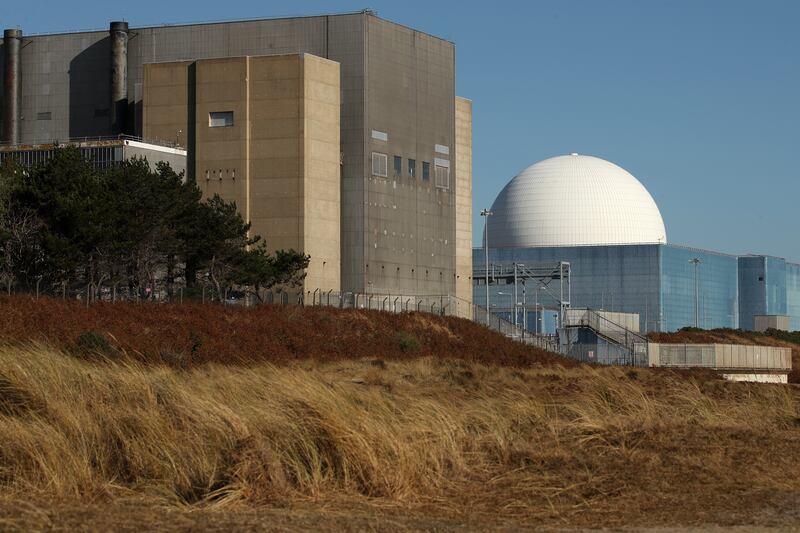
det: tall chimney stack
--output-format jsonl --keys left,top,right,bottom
{"left": 109, "top": 21, "right": 129, "bottom": 135}
{"left": 2, "top": 28, "right": 22, "bottom": 145}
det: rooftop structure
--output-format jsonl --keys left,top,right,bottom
{"left": 0, "top": 137, "right": 186, "bottom": 172}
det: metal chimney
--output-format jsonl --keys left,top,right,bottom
{"left": 2, "top": 28, "right": 22, "bottom": 145}
{"left": 109, "top": 21, "right": 129, "bottom": 135}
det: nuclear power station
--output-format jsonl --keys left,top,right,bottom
{"left": 1, "top": 11, "right": 797, "bottom": 337}
{"left": 0, "top": 12, "right": 473, "bottom": 300}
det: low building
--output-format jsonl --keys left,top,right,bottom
{"left": 0, "top": 137, "right": 186, "bottom": 172}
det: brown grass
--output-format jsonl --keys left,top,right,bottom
{"left": 1, "top": 344, "right": 800, "bottom": 529}
{"left": 0, "top": 295, "right": 567, "bottom": 368}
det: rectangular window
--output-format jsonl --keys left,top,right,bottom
{"left": 36, "top": 112, "right": 52, "bottom": 121}
{"left": 422, "top": 161, "right": 431, "bottom": 181}
{"left": 408, "top": 158, "right": 416, "bottom": 178}
{"left": 371, "top": 152, "right": 388, "bottom": 177}
{"left": 393, "top": 155, "right": 402, "bottom": 176}
{"left": 209, "top": 111, "right": 234, "bottom": 128}
{"left": 435, "top": 164, "right": 450, "bottom": 189}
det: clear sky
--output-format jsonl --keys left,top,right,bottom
{"left": 3, "top": 1, "right": 798, "bottom": 261}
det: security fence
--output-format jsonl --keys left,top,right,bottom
{"left": 260, "top": 288, "right": 561, "bottom": 353}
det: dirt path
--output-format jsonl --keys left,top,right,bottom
{"left": 3, "top": 498, "right": 800, "bottom": 532}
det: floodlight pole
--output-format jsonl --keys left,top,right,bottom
{"left": 480, "top": 209, "right": 493, "bottom": 325}
{"left": 689, "top": 258, "right": 701, "bottom": 328}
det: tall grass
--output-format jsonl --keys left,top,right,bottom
{"left": 1, "top": 345, "right": 799, "bottom": 525}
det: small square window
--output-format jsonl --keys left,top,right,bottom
{"left": 372, "top": 152, "right": 388, "bottom": 177}
{"left": 422, "top": 161, "right": 431, "bottom": 181}
{"left": 408, "top": 158, "right": 416, "bottom": 178}
{"left": 209, "top": 111, "right": 234, "bottom": 128}
{"left": 393, "top": 155, "right": 402, "bottom": 176}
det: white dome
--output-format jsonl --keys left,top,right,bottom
{"left": 487, "top": 154, "right": 667, "bottom": 248}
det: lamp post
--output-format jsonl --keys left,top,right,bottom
{"left": 480, "top": 209, "right": 493, "bottom": 325}
{"left": 689, "top": 258, "right": 701, "bottom": 328}
{"left": 513, "top": 262, "right": 518, "bottom": 329}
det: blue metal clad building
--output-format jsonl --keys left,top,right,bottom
{"left": 473, "top": 245, "right": 797, "bottom": 333}
{"left": 472, "top": 244, "right": 759, "bottom": 333}
{"left": 788, "top": 263, "right": 800, "bottom": 331}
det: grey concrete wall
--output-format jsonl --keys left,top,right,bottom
{"left": 754, "top": 314, "right": 790, "bottom": 332}
{"left": 2, "top": 29, "right": 110, "bottom": 143}
{"left": 649, "top": 342, "right": 792, "bottom": 371}
{"left": 363, "top": 16, "right": 456, "bottom": 296}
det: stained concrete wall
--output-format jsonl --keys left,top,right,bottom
{"left": 649, "top": 342, "right": 792, "bottom": 371}
{"left": 754, "top": 314, "right": 790, "bottom": 332}
{"left": 301, "top": 55, "right": 341, "bottom": 291}
{"left": 363, "top": 16, "right": 457, "bottom": 296}
{"left": 454, "top": 97, "right": 473, "bottom": 309}
{"left": 144, "top": 54, "right": 340, "bottom": 291}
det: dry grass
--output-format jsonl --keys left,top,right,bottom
{"left": 2, "top": 345, "right": 800, "bottom": 529}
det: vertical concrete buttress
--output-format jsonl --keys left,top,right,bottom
{"left": 2, "top": 28, "right": 22, "bottom": 145}
{"left": 109, "top": 21, "right": 129, "bottom": 135}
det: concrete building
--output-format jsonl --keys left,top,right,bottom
{"left": 0, "top": 12, "right": 473, "bottom": 298}
{"left": 476, "top": 154, "right": 800, "bottom": 333}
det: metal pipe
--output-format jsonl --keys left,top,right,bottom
{"left": 109, "top": 21, "right": 129, "bottom": 135}
{"left": 3, "top": 28, "right": 22, "bottom": 145}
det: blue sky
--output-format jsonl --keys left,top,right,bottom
{"left": 3, "top": 1, "right": 798, "bottom": 261}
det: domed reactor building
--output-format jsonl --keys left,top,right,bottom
{"left": 475, "top": 153, "right": 800, "bottom": 334}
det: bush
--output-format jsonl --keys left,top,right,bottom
{"left": 74, "top": 331, "right": 119, "bottom": 360}
{"left": 395, "top": 332, "right": 421, "bottom": 353}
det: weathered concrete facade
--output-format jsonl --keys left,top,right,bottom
{"left": 144, "top": 54, "right": 341, "bottom": 291}
{"left": 0, "top": 12, "right": 472, "bottom": 299}
{"left": 454, "top": 97, "right": 473, "bottom": 308}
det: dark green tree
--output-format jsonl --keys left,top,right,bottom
{"left": 1, "top": 147, "right": 310, "bottom": 301}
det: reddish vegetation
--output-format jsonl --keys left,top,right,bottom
{"left": 649, "top": 328, "right": 800, "bottom": 383}
{"left": 0, "top": 295, "right": 570, "bottom": 368}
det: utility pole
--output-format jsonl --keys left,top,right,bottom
{"left": 522, "top": 279, "right": 527, "bottom": 335}
{"left": 534, "top": 282, "right": 539, "bottom": 336}
{"left": 480, "top": 209, "right": 493, "bottom": 325}
{"left": 689, "top": 258, "right": 701, "bottom": 328}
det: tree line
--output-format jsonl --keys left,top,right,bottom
{"left": 0, "top": 148, "right": 309, "bottom": 302}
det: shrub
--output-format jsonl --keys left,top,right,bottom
{"left": 395, "top": 332, "right": 421, "bottom": 353}
{"left": 74, "top": 331, "right": 119, "bottom": 360}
